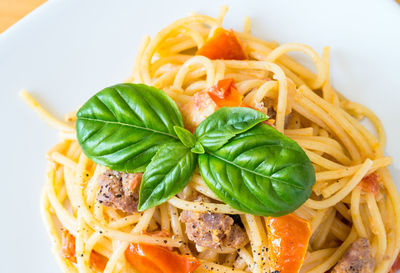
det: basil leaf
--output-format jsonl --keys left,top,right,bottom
{"left": 174, "top": 126, "right": 196, "bottom": 148}
{"left": 138, "top": 142, "right": 197, "bottom": 211}
{"left": 191, "top": 142, "right": 205, "bottom": 154}
{"left": 76, "top": 83, "right": 183, "bottom": 172}
{"left": 195, "top": 107, "right": 268, "bottom": 151}
{"left": 198, "top": 123, "right": 315, "bottom": 216}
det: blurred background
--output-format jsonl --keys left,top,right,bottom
{"left": 0, "top": 0, "right": 46, "bottom": 33}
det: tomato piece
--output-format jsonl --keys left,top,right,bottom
{"left": 197, "top": 27, "right": 247, "bottom": 60}
{"left": 266, "top": 214, "right": 312, "bottom": 273}
{"left": 61, "top": 229, "right": 108, "bottom": 271}
{"left": 208, "top": 78, "right": 234, "bottom": 98}
{"left": 208, "top": 78, "right": 245, "bottom": 108}
{"left": 90, "top": 251, "right": 107, "bottom": 272}
{"left": 125, "top": 243, "right": 200, "bottom": 273}
{"left": 389, "top": 253, "right": 400, "bottom": 273}
{"left": 61, "top": 229, "right": 77, "bottom": 263}
{"left": 360, "top": 172, "right": 380, "bottom": 197}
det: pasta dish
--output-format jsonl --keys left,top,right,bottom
{"left": 21, "top": 6, "right": 400, "bottom": 273}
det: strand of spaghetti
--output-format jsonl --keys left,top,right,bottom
{"left": 242, "top": 214, "right": 263, "bottom": 273}
{"left": 264, "top": 62, "right": 287, "bottom": 132}
{"left": 216, "top": 5, "right": 228, "bottom": 25}
{"left": 237, "top": 247, "right": 254, "bottom": 271}
{"left": 265, "top": 43, "right": 326, "bottom": 89}
{"left": 285, "top": 127, "right": 314, "bottom": 136}
{"left": 168, "top": 196, "right": 243, "bottom": 214}
{"left": 235, "top": 79, "right": 265, "bottom": 95}
{"left": 85, "top": 164, "right": 105, "bottom": 206}
{"left": 159, "top": 203, "right": 170, "bottom": 232}
{"left": 350, "top": 186, "right": 367, "bottom": 237}
{"left": 343, "top": 101, "right": 386, "bottom": 150}
{"left": 306, "top": 159, "right": 373, "bottom": 209}
{"left": 86, "top": 232, "right": 104, "bottom": 256}
{"left": 289, "top": 135, "right": 344, "bottom": 151}
{"left": 315, "top": 157, "right": 392, "bottom": 181}
{"left": 243, "top": 16, "right": 251, "bottom": 34}
{"left": 108, "top": 214, "right": 141, "bottom": 229}
{"left": 197, "top": 261, "right": 247, "bottom": 273}
{"left": 173, "top": 56, "right": 216, "bottom": 91}
{"left": 140, "top": 15, "right": 219, "bottom": 84}
{"left": 235, "top": 31, "right": 279, "bottom": 51}
{"left": 322, "top": 177, "right": 350, "bottom": 198}
{"left": 300, "top": 85, "right": 373, "bottom": 158}
{"left": 20, "top": 90, "right": 75, "bottom": 132}
{"left": 304, "top": 150, "right": 344, "bottom": 170}
{"left": 296, "top": 91, "right": 361, "bottom": 162}
{"left": 366, "top": 192, "right": 387, "bottom": 262}
{"left": 214, "top": 60, "right": 226, "bottom": 82}
{"left": 76, "top": 214, "right": 91, "bottom": 273}
{"left": 243, "top": 80, "right": 277, "bottom": 106}
{"left": 334, "top": 202, "right": 351, "bottom": 222}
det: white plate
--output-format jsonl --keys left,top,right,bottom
{"left": 1, "top": 0, "right": 399, "bottom": 272}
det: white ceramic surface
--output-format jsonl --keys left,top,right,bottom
{"left": 0, "top": 0, "right": 399, "bottom": 272}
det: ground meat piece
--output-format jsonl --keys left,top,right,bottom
{"left": 96, "top": 170, "right": 142, "bottom": 214}
{"left": 180, "top": 91, "right": 217, "bottom": 132}
{"left": 332, "top": 238, "right": 375, "bottom": 273}
{"left": 180, "top": 196, "right": 248, "bottom": 250}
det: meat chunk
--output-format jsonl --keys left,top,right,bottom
{"left": 180, "top": 194, "right": 248, "bottom": 249}
{"left": 180, "top": 91, "right": 217, "bottom": 132}
{"left": 332, "top": 238, "right": 374, "bottom": 273}
{"left": 180, "top": 210, "right": 248, "bottom": 249}
{"left": 96, "top": 170, "right": 142, "bottom": 214}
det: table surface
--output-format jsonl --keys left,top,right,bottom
{"left": 0, "top": 0, "right": 46, "bottom": 33}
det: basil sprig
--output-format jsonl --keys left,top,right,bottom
{"left": 77, "top": 83, "right": 315, "bottom": 216}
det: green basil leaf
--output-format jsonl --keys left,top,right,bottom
{"left": 191, "top": 142, "right": 205, "bottom": 154}
{"left": 138, "top": 142, "right": 197, "bottom": 211}
{"left": 195, "top": 107, "right": 268, "bottom": 151}
{"left": 174, "top": 126, "right": 196, "bottom": 148}
{"left": 76, "top": 83, "right": 183, "bottom": 172}
{"left": 198, "top": 123, "right": 315, "bottom": 216}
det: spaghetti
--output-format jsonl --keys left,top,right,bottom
{"left": 22, "top": 6, "right": 400, "bottom": 273}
